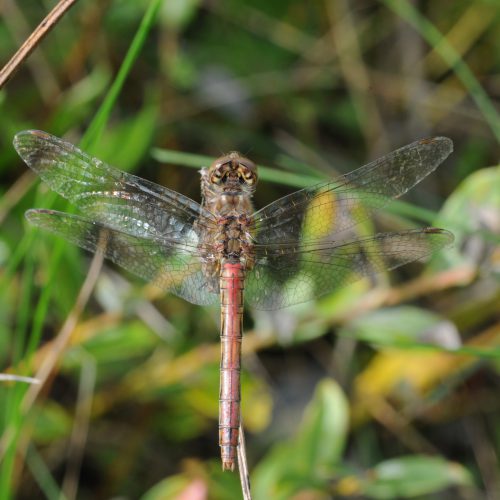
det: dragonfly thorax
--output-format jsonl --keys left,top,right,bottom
{"left": 197, "top": 154, "right": 257, "bottom": 290}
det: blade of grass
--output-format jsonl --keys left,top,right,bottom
{"left": 8, "top": 0, "right": 164, "bottom": 287}
{"left": 151, "top": 147, "right": 445, "bottom": 223}
{"left": 81, "top": 0, "right": 163, "bottom": 149}
{"left": 152, "top": 148, "right": 500, "bottom": 244}
{"left": 19, "top": 0, "right": 164, "bottom": 377}
{"left": 0, "top": 238, "right": 63, "bottom": 498}
{"left": 383, "top": 0, "right": 500, "bottom": 142}
{"left": 17, "top": 0, "right": 164, "bottom": 385}
{"left": 26, "top": 443, "right": 64, "bottom": 500}
{"left": 13, "top": 238, "right": 35, "bottom": 363}
{"left": 26, "top": 0, "right": 165, "bottom": 389}
{"left": 0, "top": 386, "right": 26, "bottom": 499}
{"left": 1, "top": 2, "right": 164, "bottom": 497}
{"left": 151, "top": 147, "right": 324, "bottom": 188}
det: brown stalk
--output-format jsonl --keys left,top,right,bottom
{"left": 237, "top": 418, "right": 252, "bottom": 500}
{"left": 0, "top": 0, "right": 80, "bottom": 89}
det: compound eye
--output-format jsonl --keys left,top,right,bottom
{"left": 238, "top": 167, "right": 256, "bottom": 185}
{"left": 245, "top": 172, "right": 256, "bottom": 185}
{"left": 241, "top": 171, "right": 255, "bottom": 185}
{"left": 211, "top": 171, "right": 223, "bottom": 184}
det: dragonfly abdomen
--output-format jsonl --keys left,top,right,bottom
{"left": 219, "top": 261, "right": 245, "bottom": 471}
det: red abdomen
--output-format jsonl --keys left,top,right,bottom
{"left": 219, "top": 262, "right": 245, "bottom": 471}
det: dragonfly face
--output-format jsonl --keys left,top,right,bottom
{"left": 14, "top": 130, "right": 454, "bottom": 471}
{"left": 200, "top": 152, "right": 258, "bottom": 221}
{"left": 207, "top": 151, "right": 258, "bottom": 191}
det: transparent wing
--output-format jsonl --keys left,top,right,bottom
{"left": 26, "top": 209, "right": 218, "bottom": 306}
{"left": 252, "top": 137, "right": 453, "bottom": 245}
{"left": 245, "top": 228, "right": 454, "bottom": 310}
{"left": 14, "top": 130, "right": 216, "bottom": 244}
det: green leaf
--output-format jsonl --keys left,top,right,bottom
{"left": 293, "top": 379, "right": 349, "bottom": 473}
{"left": 253, "top": 379, "right": 349, "bottom": 499}
{"left": 362, "top": 455, "right": 473, "bottom": 498}
{"left": 437, "top": 165, "right": 500, "bottom": 253}
{"left": 63, "top": 321, "right": 157, "bottom": 372}
{"left": 340, "top": 306, "right": 451, "bottom": 347}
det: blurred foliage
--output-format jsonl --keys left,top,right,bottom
{"left": 1, "top": 0, "right": 500, "bottom": 499}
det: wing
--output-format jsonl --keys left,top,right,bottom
{"left": 252, "top": 137, "right": 453, "bottom": 245}
{"left": 14, "top": 130, "right": 217, "bottom": 244}
{"left": 245, "top": 228, "right": 454, "bottom": 310}
{"left": 26, "top": 209, "right": 218, "bottom": 306}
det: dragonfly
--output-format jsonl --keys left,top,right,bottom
{"left": 15, "top": 130, "right": 453, "bottom": 471}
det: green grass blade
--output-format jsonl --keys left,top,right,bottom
{"left": 151, "top": 147, "right": 325, "bottom": 188}
{"left": 151, "top": 147, "right": 445, "bottom": 222}
{"left": 26, "top": 444, "right": 64, "bottom": 500}
{"left": 81, "top": 0, "right": 163, "bottom": 149}
{"left": 1, "top": 3, "right": 164, "bottom": 498}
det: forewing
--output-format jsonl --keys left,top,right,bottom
{"left": 26, "top": 209, "right": 218, "bottom": 306}
{"left": 245, "top": 228, "right": 454, "bottom": 310}
{"left": 252, "top": 137, "right": 453, "bottom": 245}
{"left": 14, "top": 130, "right": 216, "bottom": 243}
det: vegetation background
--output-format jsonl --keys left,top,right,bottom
{"left": 0, "top": 0, "right": 499, "bottom": 498}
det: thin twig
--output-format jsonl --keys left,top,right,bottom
{"left": 23, "top": 248, "right": 103, "bottom": 411}
{"left": 237, "top": 417, "right": 252, "bottom": 500}
{"left": 384, "top": 264, "right": 476, "bottom": 305}
{"left": 3, "top": 0, "right": 60, "bottom": 101}
{"left": 0, "top": 0, "right": 80, "bottom": 89}
{"left": 331, "top": 265, "right": 476, "bottom": 325}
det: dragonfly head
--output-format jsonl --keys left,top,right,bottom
{"left": 207, "top": 152, "right": 258, "bottom": 193}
